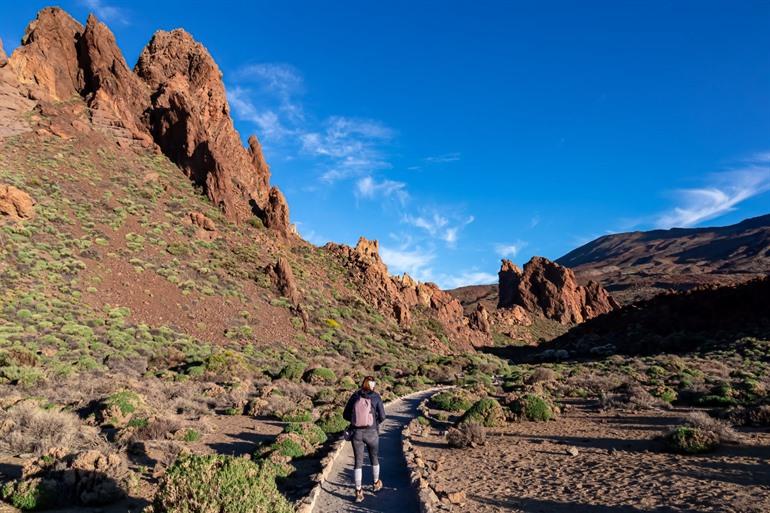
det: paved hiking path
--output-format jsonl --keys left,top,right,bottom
{"left": 312, "top": 388, "right": 440, "bottom": 513}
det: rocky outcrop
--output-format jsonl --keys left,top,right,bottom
{"left": 468, "top": 304, "right": 491, "bottom": 334}
{"left": 266, "top": 257, "right": 300, "bottom": 307}
{"left": 77, "top": 15, "right": 152, "bottom": 143}
{"left": 0, "top": 37, "right": 7, "bottom": 66}
{"left": 497, "top": 257, "right": 619, "bottom": 324}
{"left": 8, "top": 8, "right": 84, "bottom": 101}
{"left": 0, "top": 184, "right": 35, "bottom": 222}
{"left": 325, "top": 237, "right": 490, "bottom": 348}
{"left": 4, "top": 8, "right": 291, "bottom": 235}
{"left": 135, "top": 29, "right": 285, "bottom": 228}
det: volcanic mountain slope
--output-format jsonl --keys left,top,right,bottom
{"left": 557, "top": 214, "right": 770, "bottom": 303}
{"left": 0, "top": 4, "right": 515, "bottom": 449}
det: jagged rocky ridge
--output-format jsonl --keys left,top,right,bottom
{"left": 0, "top": 7, "right": 495, "bottom": 349}
{"left": 325, "top": 238, "right": 489, "bottom": 349}
{"left": 5, "top": 8, "right": 289, "bottom": 233}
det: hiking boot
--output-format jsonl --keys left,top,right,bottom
{"left": 373, "top": 479, "right": 383, "bottom": 492}
{"left": 355, "top": 488, "right": 365, "bottom": 503}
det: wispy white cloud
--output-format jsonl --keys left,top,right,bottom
{"left": 81, "top": 0, "right": 129, "bottom": 24}
{"left": 402, "top": 210, "right": 474, "bottom": 246}
{"left": 227, "top": 86, "right": 291, "bottom": 139}
{"left": 302, "top": 117, "right": 394, "bottom": 183}
{"left": 356, "top": 176, "right": 409, "bottom": 204}
{"left": 656, "top": 156, "right": 770, "bottom": 228}
{"left": 495, "top": 241, "right": 527, "bottom": 258}
{"left": 231, "top": 63, "right": 304, "bottom": 122}
{"left": 380, "top": 245, "right": 436, "bottom": 282}
{"left": 424, "top": 152, "right": 461, "bottom": 164}
{"left": 530, "top": 215, "right": 541, "bottom": 228}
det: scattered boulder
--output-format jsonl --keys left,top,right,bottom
{"left": 266, "top": 257, "right": 300, "bottom": 307}
{"left": 187, "top": 211, "right": 217, "bottom": 240}
{"left": 0, "top": 184, "right": 35, "bottom": 222}
{"left": 497, "top": 256, "right": 619, "bottom": 324}
{"left": 566, "top": 446, "right": 579, "bottom": 456}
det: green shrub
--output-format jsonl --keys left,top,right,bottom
{"left": 2, "top": 479, "right": 53, "bottom": 510}
{"left": 153, "top": 454, "right": 293, "bottom": 513}
{"left": 511, "top": 394, "right": 555, "bottom": 422}
{"left": 105, "top": 390, "right": 141, "bottom": 416}
{"left": 303, "top": 367, "right": 337, "bottom": 384}
{"left": 182, "top": 429, "right": 201, "bottom": 442}
{"left": 277, "top": 361, "right": 306, "bottom": 381}
{"left": 665, "top": 426, "right": 719, "bottom": 454}
{"left": 430, "top": 390, "right": 473, "bottom": 412}
{"left": 284, "top": 423, "right": 327, "bottom": 446}
{"left": 316, "top": 411, "right": 348, "bottom": 434}
{"left": 458, "top": 398, "right": 504, "bottom": 427}
{"left": 272, "top": 437, "right": 306, "bottom": 458}
{"left": 280, "top": 409, "right": 312, "bottom": 423}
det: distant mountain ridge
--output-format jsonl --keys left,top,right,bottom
{"left": 557, "top": 214, "right": 770, "bottom": 303}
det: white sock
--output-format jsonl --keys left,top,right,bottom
{"left": 354, "top": 468, "right": 362, "bottom": 489}
{"left": 372, "top": 464, "right": 380, "bottom": 483}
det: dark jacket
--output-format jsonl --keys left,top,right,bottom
{"left": 343, "top": 389, "right": 386, "bottom": 429}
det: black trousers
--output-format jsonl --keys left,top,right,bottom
{"left": 351, "top": 427, "right": 379, "bottom": 469}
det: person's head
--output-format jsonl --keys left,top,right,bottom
{"left": 360, "top": 376, "right": 376, "bottom": 392}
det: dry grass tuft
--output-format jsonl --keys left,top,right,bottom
{"left": 0, "top": 402, "right": 103, "bottom": 455}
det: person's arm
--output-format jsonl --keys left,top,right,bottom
{"left": 342, "top": 393, "right": 355, "bottom": 422}
{"left": 375, "top": 394, "right": 386, "bottom": 424}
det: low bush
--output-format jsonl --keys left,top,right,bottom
{"left": 284, "top": 422, "right": 327, "bottom": 446}
{"left": 280, "top": 409, "right": 313, "bottom": 423}
{"left": 458, "top": 398, "right": 504, "bottom": 427}
{"left": 665, "top": 426, "right": 719, "bottom": 454}
{"left": 510, "top": 394, "right": 555, "bottom": 422}
{"left": 664, "top": 411, "right": 741, "bottom": 454}
{"left": 302, "top": 367, "right": 337, "bottom": 385}
{"left": 0, "top": 402, "right": 101, "bottom": 456}
{"left": 316, "top": 411, "right": 348, "bottom": 434}
{"left": 430, "top": 390, "right": 473, "bottom": 412}
{"left": 153, "top": 453, "right": 293, "bottom": 513}
{"left": 446, "top": 422, "right": 486, "bottom": 448}
{"left": 277, "top": 361, "right": 306, "bottom": 382}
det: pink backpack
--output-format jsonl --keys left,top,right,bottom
{"left": 352, "top": 395, "right": 374, "bottom": 427}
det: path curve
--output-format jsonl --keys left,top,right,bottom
{"left": 312, "top": 388, "right": 440, "bottom": 513}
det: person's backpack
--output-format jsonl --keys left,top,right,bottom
{"left": 352, "top": 394, "right": 374, "bottom": 428}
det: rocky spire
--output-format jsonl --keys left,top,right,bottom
{"left": 8, "top": 7, "right": 84, "bottom": 101}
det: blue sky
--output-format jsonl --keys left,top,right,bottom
{"left": 3, "top": 1, "right": 769, "bottom": 288}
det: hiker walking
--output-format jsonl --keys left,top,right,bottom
{"left": 343, "top": 375, "right": 386, "bottom": 503}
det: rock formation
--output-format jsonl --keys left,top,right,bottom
{"left": 8, "top": 8, "right": 84, "bottom": 101}
{"left": 77, "top": 15, "right": 151, "bottom": 143}
{"left": 266, "top": 257, "right": 300, "bottom": 307}
{"left": 4, "top": 7, "right": 291, "bottom": 235}
{"left": 0, "top": 184, "right": 35, "bottom": 222}
{"left": 468, "top": 304, "right": 491, "bottom": 334}
{"left": 325, "top": 237, "right": 490, "bottom": 348}
{"left": 0, "top": 37, "right": 7, "bottom": 66}
{"left": 135, "top": 28, "right": 284, "bottom": 227}
{"left": 497, "top": 256, "right": 618, "bottom": 324}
